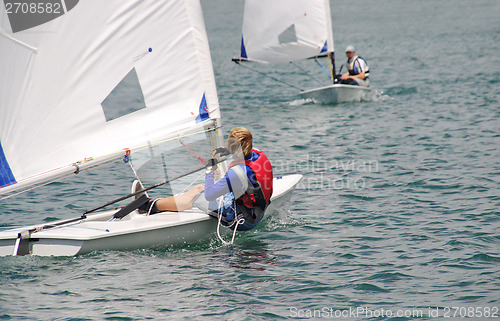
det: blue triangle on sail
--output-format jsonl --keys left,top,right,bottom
{"left": 0, "top": 141, "right": 16, "bottom": 188}
{"left": 320, "top": 41, "right": 328, "bottom": 53}
{"left": 240, "top": 36, "right": 248, "bottom": 59}
{"left": 101, "top": 68, "right": 147, "bottom": 122}
{"left": 196, "top": 93, "right": 209, "bottom": 123}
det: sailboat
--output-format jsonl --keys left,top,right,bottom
{"left": 0, "top": 0, "right": 302, "bottom": 256}
{"left": 233, "top": 0, "right": 371, "bottom": 104}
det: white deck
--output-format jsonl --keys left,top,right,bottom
{"left": 0, "top": 175, "right": 302, "bottom": 256}
{"left": 299, "top": 84, "right": 371, "bottom": 104}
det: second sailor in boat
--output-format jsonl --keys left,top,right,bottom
{"left": 339, "top": 45, "right": 370, "bottom": 87}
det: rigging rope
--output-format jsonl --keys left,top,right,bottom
{"left": 234, "top": 61, "right": 303, "bottom": 91}
{"left": 179, "top": 170, "right": 205, "bottom": 194}
{"left": 215, "top": 194, "right": 244, "bottom": 245}
{"left": 180, "top": 139, "right": 206, "bottom": 165}
{"left": 314, "top": 58, "right": 332, "bottom": 80}
{"left": 125, "top": 152, "right": 148, "bottom": 197}
{"left": 98, "top": 126, "right": 219, "bottom": 162}
{"left": 290, "top": 61, "right": 324, "bottom": 86}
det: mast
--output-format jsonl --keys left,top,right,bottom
{"left": 330, "top": 52, "right": 337, "bottom": 83}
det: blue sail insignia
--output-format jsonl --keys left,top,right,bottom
{"left": 240, "top": 36, "right": 248, "bottom": 59}
{"left": 0, "top": 140, "right": 16, "bottom": 188}
{"left": 195, "top": 93, "right": 209, "bottom": 123}
{"left": 320, "top": 40, "right": 328, "bottom": 53}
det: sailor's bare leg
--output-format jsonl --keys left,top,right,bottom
{"left": 156, "top": 184, "right": 204, "bottom": 212}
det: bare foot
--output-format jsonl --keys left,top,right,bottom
{"left": 192, "top": 184, "right": 204, "bottom": 194}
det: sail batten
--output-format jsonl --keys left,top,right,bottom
{"left": 236, "top": 0, "right": 335, "bottom": 64}
{"left": 0, "top": 0, "right": 221, "bottom": 195}
{"left": 0, "top": 30, "right": 38, "bottom": 52}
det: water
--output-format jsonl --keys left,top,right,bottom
{"left": 1, "top": 0, "right": 499, "bottom": 320}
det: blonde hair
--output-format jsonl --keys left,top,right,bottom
{"left": 227, "top": 127, "right": 253, "bottom": 157}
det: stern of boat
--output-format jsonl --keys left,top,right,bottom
{"left": 267, "top": 174, "right": 302, "bottom": 215}
{"left": 299, "top": 84, "right": 371, "bottom": 104}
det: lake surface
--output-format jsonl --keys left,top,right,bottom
{"left": 1, "top": 0, "right": 499, "bottom": 320}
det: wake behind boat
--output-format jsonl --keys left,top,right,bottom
{"left": 0, "top": 0, "right": 302, "bottom": 256}
{"left": 232, "top": 0, "right": 371, "bottom": 104}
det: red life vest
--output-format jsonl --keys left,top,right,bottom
{"left": 230, "top": 149, "right": 273, "bottom": 208}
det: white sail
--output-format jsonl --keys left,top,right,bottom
{"left": 0, "top": 0, "right": 221, "bottom": 195}
{"left": 237, "top": 0, "right": 334, "bottom": 63}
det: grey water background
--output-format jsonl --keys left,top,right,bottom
{"left": 1, "top": 0, "right": 499, "bottom": 319}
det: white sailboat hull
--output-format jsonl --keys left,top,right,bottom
{"left": 0, "top": 175, "right": 302, "bottom": 256}
{"left": 299, "top": 84, "right": 371, "bottom": 104}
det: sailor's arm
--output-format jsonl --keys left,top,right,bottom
{"left": 204, "top": 168, "right": 246, "bottom": 201}
{"left": 351, "top": 71, "right": 366, "bottom": 79}
{"left": 340, "top": 72, "right": 350, "bottom": 80}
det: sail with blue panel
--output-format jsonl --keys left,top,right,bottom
{"left": 233, "top": 0, "right": 334, "bottom": 64}
{"left": 0, "top": 0, "right": 223, "bottom": 196}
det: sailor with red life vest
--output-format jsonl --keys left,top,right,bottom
{"left": 203, "top": 127, "right": 273, "bottom": 231}
{"left": 135, "top": 126, "right": 273, "bottom": 231}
